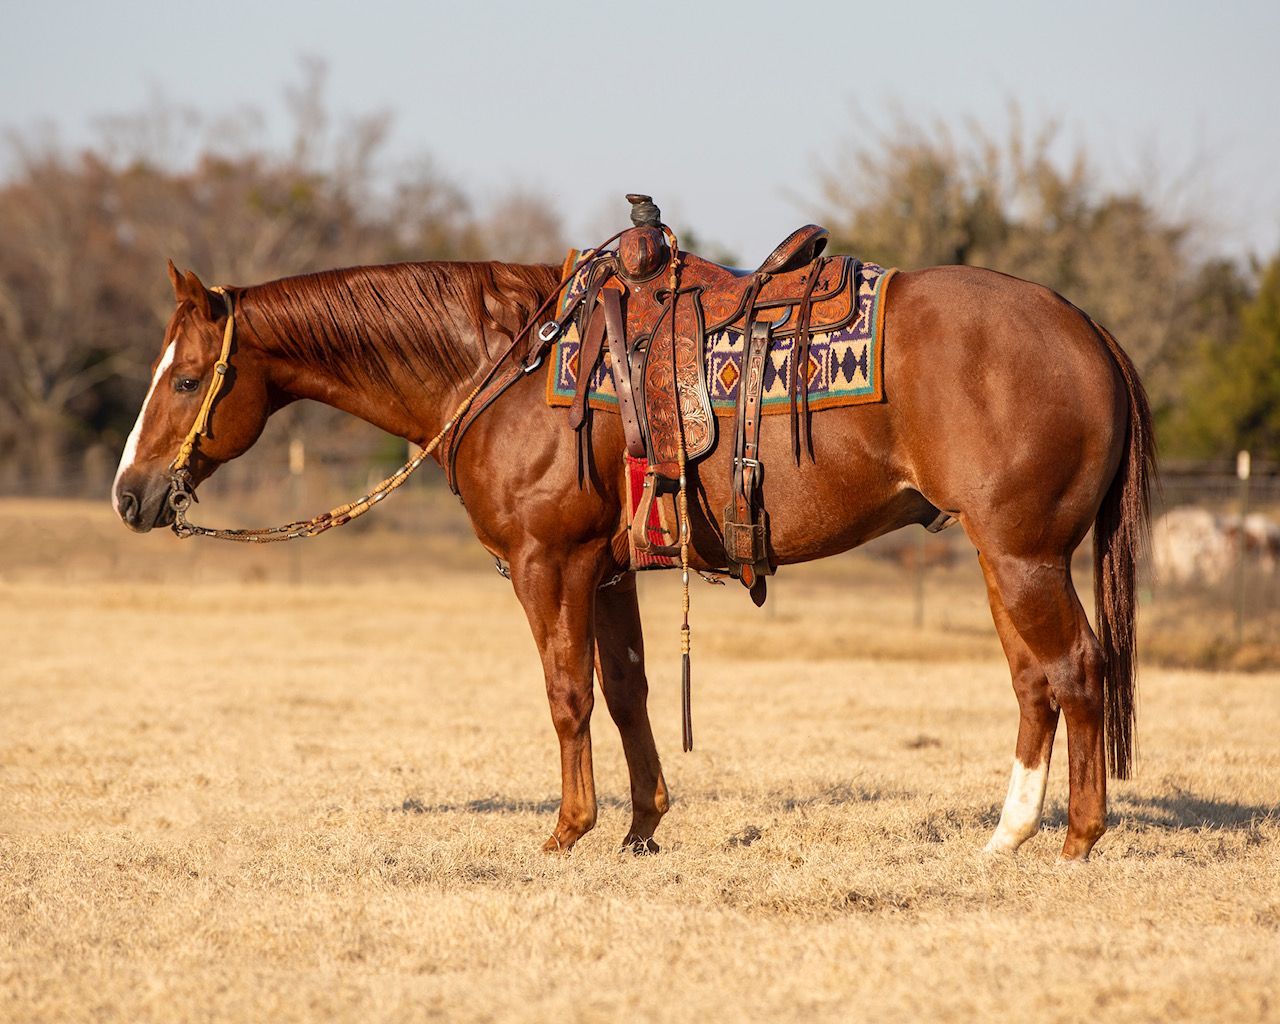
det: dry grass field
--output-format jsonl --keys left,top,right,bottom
{"left": 2, "top": 497, "right": 1278, "bottom": 1023}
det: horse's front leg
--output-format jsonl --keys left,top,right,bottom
{"left": 510, "top": 543, "right": 607, "bottom": 852}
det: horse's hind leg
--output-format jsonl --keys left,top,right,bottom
{"left": 979, "top": 550, "right": 1108, "bottom": 860}
{"left": 594, "top": 575, "right": 670, "bottom": 852}
{"left": 979, "top": 552, "right": 1060, "bottom": 854}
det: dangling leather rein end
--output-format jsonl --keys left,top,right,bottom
{"left": 657, "top": 218, "right": 696, "bottom": 754}
{"left": 681, "top": 620, "right": 693, "bottom": 752}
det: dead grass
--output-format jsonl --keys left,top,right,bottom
{"left": 1, "top": 499, "right": 1278, "bottom": 1023}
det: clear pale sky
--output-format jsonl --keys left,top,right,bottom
{"left": 3, "top": 0, "right": 1278, "bottom": 263}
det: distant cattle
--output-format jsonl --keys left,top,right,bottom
{"left": 1151, "top": 507, "right": 1280, "bottom": 586}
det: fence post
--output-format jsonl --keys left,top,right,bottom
{"left": 914, "top": 528, "right": 926, "bottom": 629}
{"left": 1236, "top": 450, "right": 1251, "bottom": 645}
{"left": 289, "top": 436, "right": 306, "bottom": 585}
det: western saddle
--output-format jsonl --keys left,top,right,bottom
{"left": 561, "top": 195, "right": 861, "bottom": 604}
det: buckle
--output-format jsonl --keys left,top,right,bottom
{"left": 734, "top": 456, "right": 761, "bottom": 469}
{"left": 521, "top": 351, "right": 544, "bottom": 375}
{"left": 537, "top": 320, "right": 563, "bottom": 343}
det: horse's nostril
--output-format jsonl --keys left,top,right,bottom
{"left": 119, "top": 491, "right": 140, "bottom": 524}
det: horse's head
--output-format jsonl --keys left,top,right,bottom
{"left": 111, "top": 262, "right": 274, "bottom": 532}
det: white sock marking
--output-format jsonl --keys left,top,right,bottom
{"left": 112, "top": 341, "right": 176, "bottom": 514}
{"left": 984, "top": 757, "right": 1050, "bottom": 855}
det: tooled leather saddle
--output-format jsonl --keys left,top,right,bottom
{"left": 563, "top": 195, "right": 863, "bottom": 603}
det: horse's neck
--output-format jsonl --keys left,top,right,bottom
{"left": 245, "top": 294, "right": 480, "bottom": 447}
{"left": 273, "top": 351, "right": 467, "bottom": 446}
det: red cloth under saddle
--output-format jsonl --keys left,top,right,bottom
{"left": 625, "top": 454, "right": 676, "bottom": 570}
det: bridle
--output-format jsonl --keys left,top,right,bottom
{"left": 165, "top": 286, "right": 235, "bottom": 527}
{"left": 162, "top": 235, "right": 626, "bottom": 542}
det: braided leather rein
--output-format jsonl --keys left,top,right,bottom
{"left": 164, "top": 287, "right": 485, "bottom": 543}
{"left": 164, "top": 235, "right": 626, "bottom": 543}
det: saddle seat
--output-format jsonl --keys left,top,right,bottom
{"left": 615, "top": 221, "right": 855, "bottom": 342}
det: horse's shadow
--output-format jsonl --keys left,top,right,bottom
{"left": 1038, "top": 791, "right": 1278, "bottom": 832}
{"left": 394, "top": 782, "right": 905, "bottom": 818}
{"left": 396, "top": 794, "right": 630, "bottom": 816}
{"left": 396, "top": 787, "right": 1276, "bottom": 836}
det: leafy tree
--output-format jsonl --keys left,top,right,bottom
{"left": 1166, "top": 257, "right": 1280, "bottom": 459}
{"left": 815, "top": 113, "right": 1202, "bottom": 422}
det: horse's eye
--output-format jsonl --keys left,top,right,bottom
{"left": 174, "top": 377, "right": 201, "bottom": 393}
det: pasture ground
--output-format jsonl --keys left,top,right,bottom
{"left": 2, "top": 498, "right": 1277, "bottom": 1023}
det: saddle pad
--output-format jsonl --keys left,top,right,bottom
{"left": 546, "top": 261, "right": 895, "bottom": 416}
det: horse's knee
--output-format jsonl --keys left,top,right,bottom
{"left": 1011, "top": 664, "right": 1054, "bottom": 709}
{"left": 547, "top": 684, "right": 594, "bottom": 735}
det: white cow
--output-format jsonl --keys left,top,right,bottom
{"left": 1151, "top": 507, "right": 1280, "bottom": 586}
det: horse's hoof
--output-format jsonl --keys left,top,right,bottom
{"left": 621, "top": 835, "right": 659, "bottom": 856}
{"left": 541, "top": 833, "right": 571, "bottom": 855}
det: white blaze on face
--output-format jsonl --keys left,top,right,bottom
{"left": 984, "top": 756, "right": 1050, "bottom": 855}
{"left": 112, "top": 341, "right": 177, "bottom": 514}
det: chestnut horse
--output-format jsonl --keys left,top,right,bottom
{"left": 113, "top": 255, "right": 1153, "bottom": 860}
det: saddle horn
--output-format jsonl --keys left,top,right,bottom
{"left": 620, "top": 195, "right": 669, "bottom": 283}
{"left": 626, "top": 194, "right": 662, "bottom": 228}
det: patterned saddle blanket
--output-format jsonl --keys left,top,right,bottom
{"left": 546, "top": 261, "right": 894, "bottom": 418}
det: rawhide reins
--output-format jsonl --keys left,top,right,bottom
{"left": 165, "top": 283, "right": 488, "bottom": 543}
{"left": 165, "top": 225, "right": 701, "bottom": 749}
{"left": 164, "top": 233, "right": 627, "bottom": 542}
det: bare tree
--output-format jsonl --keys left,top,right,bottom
{"left": 815, "top": 111, "right": 1208, "bottom": 418}
{"left": 0, "top": 65, "right": 567, "bottom": 494}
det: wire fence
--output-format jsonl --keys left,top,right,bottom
{"left": 7, "top": 446, "right": 1279, "bottom": 668}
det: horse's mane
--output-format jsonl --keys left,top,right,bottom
{"left": 240, "top": 261, "right": 560, "bottom": 394}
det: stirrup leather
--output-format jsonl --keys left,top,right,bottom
{"left": 724, "top": 320, "right": 774, "bottom": 591}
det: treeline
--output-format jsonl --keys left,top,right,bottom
{"left": 816, "top": 116, "right": 1279, "bottom": 462}
{"left": 0, "top": 66, "right": 566, "bottom": 491}
{"left": 1, "top": 83, "right": 1276, "bottom": 493}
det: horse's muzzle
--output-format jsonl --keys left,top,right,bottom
{"left": 113, "top": 475, "right": 177, "bottom": 533}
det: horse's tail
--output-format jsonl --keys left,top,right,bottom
{"left": 1089, "top": 318, "right": 1156, "bottom": 780}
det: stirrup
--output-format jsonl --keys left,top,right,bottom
{"left": 631, "top": 469, "right": 681, "bottom": 557}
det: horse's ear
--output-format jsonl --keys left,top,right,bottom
{"left": 167, "top": 259, "right": 183, "bottom": 300}
{"left": 182, "top": 269, "right": 214, "bottom": 320}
